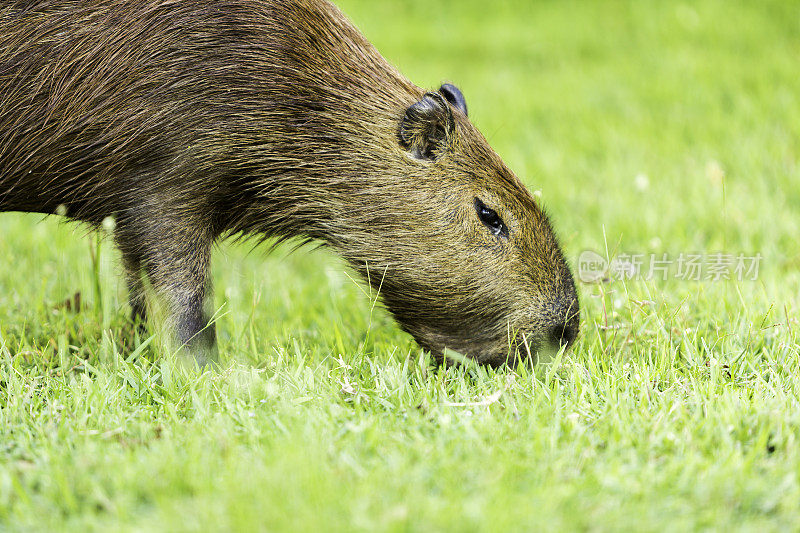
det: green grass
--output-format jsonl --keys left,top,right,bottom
{"left": 2, "top": 0, "right": 800, "bottom": 530}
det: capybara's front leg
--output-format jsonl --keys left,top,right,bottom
{"left": 117, "top": 246, "right": 148, "bottom": 334}
{"left": 116, "top": 218, "right": 218, "bottom": 367}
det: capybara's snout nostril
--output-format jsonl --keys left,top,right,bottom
{"left": 549, "top": 320, "right": 578, "bottom": 349}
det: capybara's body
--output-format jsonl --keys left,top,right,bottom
{"left": 0, "top": 0, "right": 579, "bottom": 366}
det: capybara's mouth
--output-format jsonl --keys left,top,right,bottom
{"left": 436, "top": 330, "right": 573, "bottom": 368}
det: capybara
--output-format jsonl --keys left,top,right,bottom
{"left": 0, "top": 0, "right": 579, "bottom": 366}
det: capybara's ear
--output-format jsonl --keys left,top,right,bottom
{"left": 399, "top": 92, "right": 454, "bottom": 160}
{"left": 439, "top": 83, "right": 467, "bottom": 116}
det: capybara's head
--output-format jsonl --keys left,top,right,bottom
{"left": 337, "top": 84, "right": 579, "bottom": 366}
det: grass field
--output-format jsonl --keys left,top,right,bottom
{"left": 2, "top": 0, "right": 800, "bottom": 530}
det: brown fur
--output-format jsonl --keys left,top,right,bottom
{"left": 0, "top": 0, "right": 579, "bottom": 366}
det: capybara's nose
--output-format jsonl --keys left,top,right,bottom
{"left": 549, "top": 319, "right": 578, "bottom": 349}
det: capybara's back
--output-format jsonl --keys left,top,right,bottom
{"left": 0, "top": 0, "right": 579, "bottom": 366}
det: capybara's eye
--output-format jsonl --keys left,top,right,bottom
{"left": 474, "top": 198, "right": 509, "bottom": 238}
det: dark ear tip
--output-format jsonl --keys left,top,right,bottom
{"left": 439, "top": 83, "right": 468, "bottom": 116}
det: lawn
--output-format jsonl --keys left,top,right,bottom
{"left": 2, "top": 0, "right": 800, "bottom": 530}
